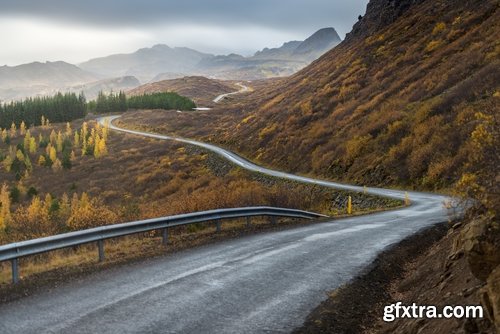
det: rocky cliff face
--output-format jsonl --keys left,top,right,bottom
{"left": 346, "top": 0, "right": 425, "bottom": 41}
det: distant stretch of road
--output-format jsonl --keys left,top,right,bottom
{"left": 212, "top": 83, "right": 250, "bottom": 103}
{"left": 0, "top": 114, "right": 455, "bottom": 334}
{"left": 191, "top": 83, "right": 249, "bottom": 111}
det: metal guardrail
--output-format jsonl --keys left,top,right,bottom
{"left": 0, "top": 206, "right": 327, "bottom": 283}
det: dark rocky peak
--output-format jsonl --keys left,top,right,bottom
{"left": 293, "top": 27, "right": 341, "bottom": 55}
{"left": 346, "top": 0, "right": 425, "bottom": 42}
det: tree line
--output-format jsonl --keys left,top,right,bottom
{"left": 0, "top": 93, "right": 86, "bottom": 129}
{"left": 91, "top": 91, "right": 196, "bottom": 113}
{"left": 0, "top": 90, "right": 197, "bottom": 128}
{"left": 127, "top": 92, "right": 196, "bottom": 111}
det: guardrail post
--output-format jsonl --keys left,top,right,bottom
{"left": 162, "top": 228, "right": 169, "bottom": 246}
{"left": 271, "top": 216, "right": 277, "bottom": 225}
{"left": 98, "top": 240, "right": 105, "bottom": 262}
{"left": 216, "top": 220, "right": 221, "bottom": 233}
{"left": 404, "top": 192, "right": 411, "bottom": 206}
{"left": 11, "top": 258, "right": 19, "bottom": 284}
{"left": 246, "top": 216, "right": 251, "bottom": 227}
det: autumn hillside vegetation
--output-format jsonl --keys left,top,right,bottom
{"left": 203, "top": 0, "right": 499, "bottom": 193}
{"left": 109, "top": 0, "right": 499, "bottom": 329}
{"left": 0, "top": 111, "right": 400, "bottom": 285}
{"left": 0, "top": 117, "right": 112, "bottom": 238}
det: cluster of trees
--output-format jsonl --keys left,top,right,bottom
{"left": 2, "top": 127, "right": 39, "bottom": 179}
{"left": 0, "top": 93, "right": 86, "bottom": 129}
{"left": 88, "top": 92, "right": 196, "bottom": 113}
{"left": 0, "top": 90, "right": 196, "bottom": 130}
{"left": 127, "top": 92, "right": 196, "bottom": 111}
{"left": 0, "top": 120, "right": 113, "bottom": 240}
{"left": 73, "top": 121, "right": 108, "bottom": 158}
{"left": 0, "top": 118, "right": 109, "bottom": 182}
{"left": 92, "top": 91, "right": 196, "bottom": 113}
{"left": 0, "top": 185, "right": 118, "bottom": 241}
{"left": 93, "top": 91, "right": 127, "bottom": 113}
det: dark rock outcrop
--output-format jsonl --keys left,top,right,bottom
{"left": 346, "top": 0, "right": 425, "bottom": 41}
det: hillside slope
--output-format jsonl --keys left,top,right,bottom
{"left": 209, "top": 0, "right": 498, "bottom": 329}
{"left": 215, "top": 0, "right": 498, "bottom": 191}
{"left": 127, "top": 76, "right": 236, "bottom": 106}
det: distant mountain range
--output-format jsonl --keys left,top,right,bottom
{"left": 0, "top": 61, "right": 99, "bottom": 102}
{"left": 192, "top": 27, "right": 341, "bottom": 80}
{"left": 0, "top": 27, "right": 341, "bottom": 102}
{"left": 79, "top": 45, "right": 213, "bottom": 83}
{"left": 253, "top": 28, "right": 341, "bottom": 61}
{"left": 79, "top": 27, "right": 341, "bottom": 82}
{"left": 0, "top": 61, "right": 140, "bottom": 102}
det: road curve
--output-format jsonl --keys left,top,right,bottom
{"left": 213, "top": 83, "right": 250, "bottom": 103}
{"left": 0, "top": 116, "right": 455, "bottom": 334}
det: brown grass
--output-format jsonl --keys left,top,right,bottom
{"left": 116, "top": 0, "right": 500, "bottom": 193}
{"left": 0, "top": 113, "right": 401, "bottom": 285}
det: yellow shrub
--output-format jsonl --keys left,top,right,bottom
{"left": 67, "top": 194, "right": 119, "bottom": 230}
{"left": 425, "top": 40, "right": 442, "bottom": 52}
{"left": 432, "top": 22, "right": 446, "bottom": 35}
{"left": 258, "top": 124, "right": 278, "bottom": 139}
{"left": 241, "top": 115, "right": 255, "bottom": 124}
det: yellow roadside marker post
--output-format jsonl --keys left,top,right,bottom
{"left": 347, "top": 196, "right": 352, "bottom": 215}
{"left": 405, "top": 192, "right": 411, "bottom": 206}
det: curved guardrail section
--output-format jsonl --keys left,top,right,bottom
{"left": 0, "top": 206, "right": 327, "bottom": 283}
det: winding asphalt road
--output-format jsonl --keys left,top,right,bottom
{"left": 0, "top": 115, "right": 455, "bottom": 334}
{"left": 192, "top": 83, "right": 249, "bottom": 111}
{"left": 212, "top": 83, "right": 250, "bottom": 103}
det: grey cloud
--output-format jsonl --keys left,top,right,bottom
{"left": 0, "top": 0, "right": 368, "bottom": 37}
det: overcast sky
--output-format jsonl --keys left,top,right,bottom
{"left": 0, "top": 0, "right": 368, "bottom": 66}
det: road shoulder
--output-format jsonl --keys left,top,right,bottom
{"left": 293, "top": 222, "right": 495, "bottom": 334}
